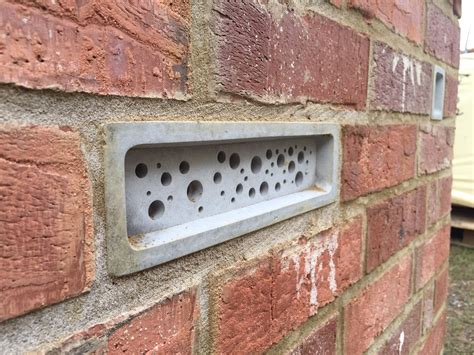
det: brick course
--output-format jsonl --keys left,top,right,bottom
{"left": 419, "top": 124, "right": 455, "bottom": 175}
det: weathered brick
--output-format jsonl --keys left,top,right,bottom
{"left": 378, "top": 301, "right": 422, "bottom": 355}
{"left": 108, "top": 290, "right": 198, "bottom": 354}
{"left": 367, "top": 186, "right": 426, "bottom": 272}
{"left": 371, "top": 42, "right": 432, "bottom": 114}
{"left": 349, "top": 0, "right": 424, "bottom": 43}
{"left": 444, "top": 74, "right": 458, "bottom": 117}
{"left": 422, "top": 284, "right": 435, "bottom": 334}
{"left": 425, "top": 3, "right": 460, "bottom": 68}
{"left": 341, "top": 125, "right": 417, "bottom": 201}
{"left": 216, "top": 218, "right": 362, "bottom": 353}
{"left": 419, "top": 124, "right": 455, "bottom": 175}
{"left": 427, "top": 176, "right": 452, "bottom": 226}
{"left": 214, "top": 0, "right": 369, "bottom": 109}
{"left": 415, "top": 224, "right": 450, "bottom": 290}
{"left": 418, "top": 311, "right": 447, "bottom": 355}
{"left": 434, "top": 268, "right": 449, "bottom": 313}
{"left": 328, "top": 0, "right": 343, "bottom": 8}
{"left": 290, "top": 316, "right": 337, "bottom": 355}
{"left": 344, "top": 254, "right": 412, "bottom": 354}
{"left": 0, "top": 1, "right": 189, "bottom": 97}
{"left": 0, "top": 125, "right": 93, "bottom": 322}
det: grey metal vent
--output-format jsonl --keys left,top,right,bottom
{"left": 105, "top": 122, "right": 339, "bottom": 276}
{"left": 431, "top": 65, "right": 446, "bottom": 120}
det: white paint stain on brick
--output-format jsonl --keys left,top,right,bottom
{"left": 391, "top": 53, "right": 424, "bottom": 111}
{"left": 398, "top": 330, "right": 405, "bottom": 354}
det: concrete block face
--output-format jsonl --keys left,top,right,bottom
{"left": 371, "top": 42, "right": 432, "bottom": 114}
{"left": 341, "top": 125, "right": 417, "bottom": 201}
{"left": 348, "top": 0, "right": 424, "bottom": 44}
{"left": 0, "top": 1, "right": 190, "bottom": 97}
{"left": 0, "top": 125, "right": 93, "bottom": 322}
{"left": 214, "top": 0, "right": 369, "bottom": 109}
{"left": 289, "top": 316, "right": 337, "bottom": 355}
{"left": 418, "top": 124, "right": 455, "bottom": 175}
{"left": 425, "top": 3, "right": 460, "bottom": 68}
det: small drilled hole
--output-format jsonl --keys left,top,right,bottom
{"left": 249, "top": 188, "right": 256, "bottom": 198}
{"left": 214, "top": 172, "right": 222, "bottom": 184}
{"left": 283, "top": 169, "right": 286, "bottom": 174}
{"left": 310, "top": 150, "right": 313, "bottom": 155}
{"left": 251, "top": 156, "right": 262, "bottom": 173}
{"left": 244, "top": 176, "right": 248, "bottom": 181}
{"left": 236, "top": 183, "right": 243, "bottom": 194}
{"left": 266, "top": 149, "right": 272, "bottom": 159}
{"left": 157, "top": 163, "right": 162, "bottom": 169}
{"left": 187, "top": 180, "right": 203, "bottom": 202}
{"left": 271, "top": 162, "right": 275, "bottom": 167}
{"left": 146, "top": 191, "right": 151, "bottom": 196}
{"left": 295, "top": 171, "right": 303, "bottom": 187}
{"left": 179, "top": 161, "right": 190, "bottom": 174}
{"left": 229, "top": 153, "right": 240, "bottom": 169}
{"left": 288, "top": 161, "right": 295, "bottom": 173}
{"left": 167, "top": 195, "right": 173, "bottom": 201}
{"left": 260, "top": 182, "right": 269, "bottom": 196}
{"left": 284, "top": 148, "right": 287, "bottom": 153}
{"left": 198, "top": 206, "right": 204, "bottom": 213}
{"left": 135, "top": 163, "right": 148, "bottom": 178}
{"left": 231, "top": 197, "right": 235, "bottom": 203}
{"left": 240, "top": 168, "right": 245, "bottom": 174}
{"left": 298, "top": 152, "right": 304, "bottom": 163}
{"left": 275, "top": 182, "right": 281, "bottom": 191}
{"left": 306, "top": 160, "right": 309, "bottom": 165}
{"left": 283, "top": 179, "right": 287, "bottom": 184}
{"left": 288, "top": 147, "right": 294, "bottom": 156}
{"left": 221, "top": 190, "right": 225, "bottom": 196}
{"left": 304, "top": 146, "right": 307, "bottom": 151}
{"left": 276, "top": 149, "right": 279, "bottom": 154}
{"left": 161, "top": 172, "right": 172, "bottom": 186}
{"left": 265, "top": 169, "right": 269, "bottom": 174}
{"left": 217, "top": 151, "right": 226, "bottom": 163}
{"left": 277, "top": 154, "right": 285, "bottom": 167}
{"left": 148, "top": 200, "right": 165, "bottom": 220}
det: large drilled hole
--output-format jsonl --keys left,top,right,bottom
{"left": 187, "top": 180, "right": 203, "bottom": 202}
{"left": 229, "top": 153, "right": 240, "bottom": 169}
{"left": 275, "top": 182, "right": 281, "bottom": 191}
{"left": 266, "top": 149, "right": 272, "bottom": 159}
{"left": 298, "top": 151, "right": 304, "bottom": 163}
{"left": 251, "top": 156, "right": 262, "bottom": 174}
{"left": 288, "top": 147, "right": 294, "bottom": 156}
{"left": 277, "top": 154, "right": 285, "bottom": 167}
{"left": 218, "top": 151, "right": 226, "bottom": 163}
{"left": 288, "top": 161, "right": 295, "bottom": 173}
{"left": 135, "top": 163, "right": 148, "bottom": 178}
{"left": 148, "top": 200, "right": 165, "bottom": 220}
{"left": 295, "top": 171, "right": 303, "bottom": 187}
{"left": 249, "top": 188, "right": 256, "bottom": 198}
{"left": 236, "top": 183, "right": 243, "bottom": 194}
{"left": 214, "top": 172, "right": 222, "bottom": 183}
{"left": 179, "top": 161, "right": 190, "bottom": 174}
{"left": 260, "top": 182, "right": 269, "bottom": 196}
{"left": 161, "top": 172, "right": 172, "bottom": 186}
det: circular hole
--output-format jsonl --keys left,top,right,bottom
{"left": 167, "top": 195, "right": 173, "bottom": 202}
{"left": 283, "top": 169, "right": 286, "bottom": 174}
{"left": 198, "top": 206, "right": 204, "bottom": 213}
{"left": 271, "top": 173, "right": 274, "bottom": 177}
{"left": 304, "top": 146, "right": 307, "bottom": 151}
{"left": 306, "top": 160, "right": 309, "bottom": 165}
{"left": 146, "top": 191, "right": 151, "bottom": 196}
{"left": 284, "top": 148, "right": 287, "bottom": 153}
{"left": 244, "top": 176, "right": 248, "bottom": 181}
{"left": 240, "top": 168, "right": 245, "bottom": 174}
{"left": 251, "top": 156, "right": 262, "bottom": 174}
{"left": 213, "top": 172, "right": 222, "bottom": 184}
{"left": 292, "top": 180, "right": 294, "bottom": 184}
{"left": 271, "top": 162, "right": 275, "bottom": 167}
{"left": 179, "top": 161, "right": 190, "bottom": 174}
{"left": 221, "top": 190, "right": 225, "bottom": 196}
{"left": 275, "top": 182, "right": 281, "bottom": 191}
{"left": 276, "top": 149, "right": 279, "bottom": 154}
{"left": 260, "top": 182, "right": 269, "bottom": 196}
{"left": 135, "top": 163, "right": 148, "bottom": 178}
{"left": 236, "top": 183, "right": 243, "bottom": 194}
{"left": 283, "top": 179, "right": 287, "bottom": 184}
{"left": 217, "top": 151, "right": 226, "bottom": 163}
{"left": 229, "top": 153, "right": 240, "bottom": 169}
{"left": 298, "top": 152, "right": 305, "bottom": 163}
{"left": 295, "top": 171, "right": 303, "bottom": 187}
{"left": 288, "top": 161, "right": 295, "bottom": 173}
{"left": 288, "top": 147, "right": 294, "bottom": 156}
{"left": 277, "top": 154, "right": 285, "bottom": 167}
{"left": 295, "top": 145, "right": 298, "bottom": 149}
{"left": 266, "top": 149, "right": 272, "bottom": 159}
{"left": 310, "top": 150, "right": 313, "bottom": 155}
{"left": 161, "top": 172, "right": 172, "bottom": 186}
{"left": 148, "top": 200, "right": 165, "bottom": 220}
{"left": 265, "top": 169, "right": 269, "bottom": 174}
{"left": 187, "top": 180, "right": 203, "bottom": 202}
{"left": 231, "top": 197, "right": 235, "bottom": 203}
{"left": 249, "top": 188, "right": 256, "bottom": 198}
{"left": 156, "top": 163, "right": 162, "bottom": 169}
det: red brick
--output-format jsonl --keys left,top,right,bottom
{"left": 419, "top": 124, "right": 455, "bottom": 175}
{"left": 290, "top": 316, "right": 337, "bottom": 355}
{"left": 214, "top": 0, "right": 369, "bottom": 109}
{"left": 434, "top": 268, "right": 449, "bottom": 313}
{"left": 344, "top": 254, "right": 412, "bottom": 354}
{"left": 453, "top": 0, "right": 462, "bottom": 18}
{"left": 415, "top": 224, "right": 450, "bottom": 290}
{"left": 418, "top": 311, "right": 447, "bottom": 355}
{"left": 378, "top": 301, "right": 422, "bottom": 355}
{"left": 371, "top": 42, "right": 432, "bottom": 114}
{"left": 0, "top": 125, "right": 93, "bottom": 322}
{"left": 427, "top": 176, "right": 452, "bottom": 226}
{"left": 0, "top": 1, "right": 189, "bottom": 97}
{"left": 341, "top": 125, "right": 417, "bottom": 201}
{"left": 425, "top": 3, "right": 460, "bottom": 68}
{"left": 108, "top": 290, "right": 198, "bottom": 354}
{"left": 422, "top": 284, "right": 435, "bottom": 334}
{"left": 367, "top": 186, "right": 426, "bottom": 272}
{"left": 349, "top": 0, "right": 424, "bottom": 43}
{"left": 444, "top": 74, "right": 458, "bottom": 117}
{"left": 216, "top": 218, "right": 362, "bottom": 353}
{"left": 328, "top": 0, "right": 343, "bottom": 8}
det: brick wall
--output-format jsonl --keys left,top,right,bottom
{"left": 0, "top": 0, "right": 459, "bottom": 353}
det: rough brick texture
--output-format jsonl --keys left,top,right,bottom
{"left": 425, "top": 3, "right": 460, "bottom": 68}
{"left": 422, "top": 284, "right": 435, "bottom": 333}
{"left": 371, "top": 42, "right": 432, "bottom": 114}
{"left": 378, "top": 301, "right": 422, "bottom": 355}
{"left": 366, "top": 186, "right": 426, "bottom": 272}
{"left": 349, "top": 0, "right": 423, "bottom": 44}
{"left": 415, "top": 224, "right": 450, "bottom": 290}
{"left": 419, "top": 312, "right": 447, "bottom": 355}
{"left": 434, "top": 268, "right": 449, "bottom": 314}
{"left": 216, "top": 218, "right": 362, "bottom": 353}
{"left": 344, "top": 254, "right": 412, "bottom": 355}
{"left": 108, "top": 291, "right": 198, "bottom": 354}
{"left": 341, "top": 125, "right": 416, "bottom": 201}
{"left": 0, "top": 125, "right": 93, "bottom": 322}
{"left": 427, "top": 176, "right": 452, "bottom": 226}
{"left": 419, "top": 124, "right": 455, "bottom": 175}
{"left": 444, "top": 74, "right": 458, "bottom": 117}
{"left": 0, "top": 1, "right": 190, "bottom": 97}
{"left": 214, "top": 0, "right": 369, "bottom": 108}
{"left": 290, "top": 316, "right": 337, "bottom": 355}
